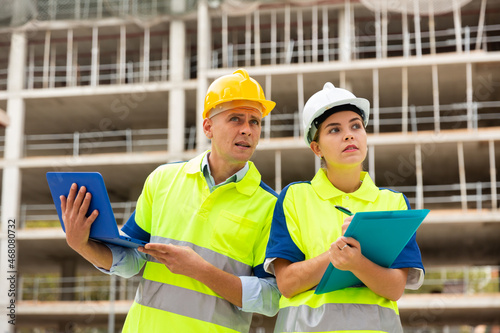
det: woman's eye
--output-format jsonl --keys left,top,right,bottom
{"left": 329, "top": 127, "right": 339, "bottom": 133}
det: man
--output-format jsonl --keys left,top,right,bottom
{"left": 61, "top": 69, "right": 280, "bottom": 332}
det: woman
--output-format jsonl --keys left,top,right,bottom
{"left": 265, "top": 83, "right": 424, "bottom": 332}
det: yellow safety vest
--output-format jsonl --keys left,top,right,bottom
{"left": 122, "top": 152, "right": 277, "bottom": 333}
{"left": 272, "top": 169, "right": 409, "bottom": 333}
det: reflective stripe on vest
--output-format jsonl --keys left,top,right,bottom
{"left": 149, "top": 236, "right": 252, "bottom": 276}
{"left": 135, "top": 279, "right": 252, "bottom": 333}
{"left": 275, "top": 303, "right": 403, "bottom": 333}
{"left": 136, "top": 236, "right": 253, "bottom": 332}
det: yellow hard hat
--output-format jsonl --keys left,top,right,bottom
{"left": 203, "top": 69, "right": 276, "bottom": 119}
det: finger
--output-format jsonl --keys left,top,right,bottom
{"left": 138, "top": 247, "right": 152, "bottom": 255}
{"left": 341, "top": 236, "right": 359, "bottom": 248}
{"left": 72, "top": 186, "right": 88, "bottom": 217}
{"left": 339, "top": 243, "right": 349, "bottom": 251}
{"left": 331, "top": 237, "right": 343, "bottom": 249}
{"left": 144, "top": 243, "right": 169, "bottom": 253}
{"left": 85, "top": 208, "right": 99, "bottom": 226}
{"left": 330, "top": 240, "right": 342, "bottom": 250}
{"left": 66, "top": 183, "right": 78, "bottom": 211}
{"left": 140, "top": 249, "right": 161, "bottom": 261}
{"left": 60, "top": 195, "right": 67, "bottom": 213}
{"left": 331, "top": 238, "right": 348, "bottom": 251}
{"left": 137, "top": 246, "right": 161, "bottom": 256}
{"left": 78, "top": 192, "right": 93, "bottom": 218}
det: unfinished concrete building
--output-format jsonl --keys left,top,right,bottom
{"left": 0, "top": 0, "right": 499, "bottom": 331}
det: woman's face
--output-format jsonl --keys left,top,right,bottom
{"left": 310, "top": 110, "right": 367, "bottom": 169}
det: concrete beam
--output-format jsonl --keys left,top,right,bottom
{"left": 2, "top": 128, "right": 498, "bottom": 169}
{"left": 0, "top": 80, "right": 198, "bottom": 101}
{"left": 256, "top": 128, "right": 500, "bottom": 151}
{"left": 399, "top": 294, "right": 500, "bottom": 326}
{"left": 18, "top": 300, "right": 131, "bottom": 315}
{"left": 0, "top": 151, "right": 199, "bottom": 169}
{"left": 425, "top": 210, "right": 500, "bottom": 224}
{"left": 206, "top": 51, "right": 500, "bottom": 79}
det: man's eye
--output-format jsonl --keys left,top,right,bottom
{"left": 230, "top": 117, "right": 239, "bottom": 122}
{"left": 250, "top": 120, "right": 260, "bottom": 126}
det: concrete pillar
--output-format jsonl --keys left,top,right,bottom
{"left": 452, "top": 0, "right": 463, "bottom": 53}
{"left": 297, "top": 74, "right": 304, "bottom": 138}
{"left": 415, "top": 144, "right": 424, "bottom": 209}
{"left": 489, "top": 140, "right": 497, "bottom": 211}
{"left": 196, "top": 0, "right": 210, "bottom": 152}
{"left": 271, "top": 11, "right": 277, "bottom": 65}
{"left": 168, "top": 19, "right": 186, "bottom": 155}
{"left": 118, "top": 25, "right": 126, "bottom": 84}
{"left": 311, "top": 6, "right": 318, "bottom": 62}
{"left": 402, "top": 67, "right": 409, "bottom": 134}
{"left": 1, "top": 31, "right": 27, "bottom": 333}
{"left": 66, "top": 29, "right": 73, "bottom": 86}
{"left": 91, "top": 26, "right": 99, "bottom": 87}
{"left": 321, "top": 6, "right": 329, "bottom": 62}
{"left": 263, "top": 75, "right": 272, "bottom": 140}
{"left": 368, "top": 145, "right": 375, "bottom": 180}
{"left": 432, "top": 65, "right": 441, "bottom": 133}
{"left": 254, "top": 10, "right": 261, "bottom": 66}
{"left": 338, "top": 0, "right": 352, "bottom": 62}
{"left": 372, "top": 69, "right": 380, "bottom": 134}
{"left": 275, "top": 150, "right": 282, "bottom": 192}
{"left": 284, "top": 5, "right": 290, "bottom": 64}
{"left": 457, "top": 142, "right": 468, "bottom": 211}
{"left": 413, "top": 0, "right": 423, "bottom": 57}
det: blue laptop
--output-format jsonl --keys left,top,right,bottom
{"left": 46, "top": 172, "right": 148, "bottom": 248}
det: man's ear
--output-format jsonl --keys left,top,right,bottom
{"left": 203, "top": 118, "right": 213, "bottom": 139}
{"left": 310, "top": 141, "right": 322, "bottom": 159}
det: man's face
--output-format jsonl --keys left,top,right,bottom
{"left": 203, "top": 107, "right": 262, "bottom": 166}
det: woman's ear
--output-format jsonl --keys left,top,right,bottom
{"left": 310, "top": 141, "right": 322, "bottom": 159}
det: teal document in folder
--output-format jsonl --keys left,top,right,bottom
{"left": 315, "top": 209, "right": 430, "bottom": 295}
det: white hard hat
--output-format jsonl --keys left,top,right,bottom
{"left": 302, "top": 82, "right": 370, "bottom": 145}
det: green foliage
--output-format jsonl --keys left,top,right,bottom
{"left": 25, "top": 220, "right": 60, "bottom": 228}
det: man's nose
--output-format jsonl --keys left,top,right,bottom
{"left": 240, "top": 122, "right": 251, "bottom": 135}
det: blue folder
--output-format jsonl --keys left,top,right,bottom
{"left": 46, "top": 172, "right": 148, "bottom": 248}
{"left": 315, "top": 209, "right": 430, "bottom": 295}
